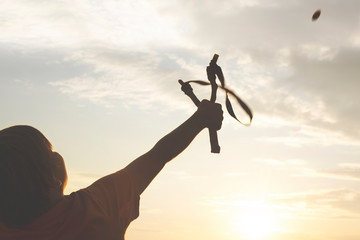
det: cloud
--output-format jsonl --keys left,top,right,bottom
{"left": 270, "top": 189, "right": 360, "bottom": 219}
{"left": 2, "top": 0, "right": 360, "bottom": 143}
{"left": 271, "top": 161, "right": 360, "bottom": 182}
{"left": 0, "top": 46, "right": 91, "bottom": 83}
{"left": 245, "top": 46, "right": 360, "bottom": 144}
{"left": 204, "top": 188, "right": 360, "bottom": 220}
{"left": 0, "top": 0, "right": 185, "bottom": 49}
{"left": 49, "top": 47, "right": 210, "bottom": 110}
{"left": 257, "top": 158, "right": 306, "bottom": 166}
{"left": 152, "top": 0, "right": 360, "bottom": 142}
{"left": 278, "top": 48, "right": 360, "bottom": 139}
{"left": 317, "top": 164, "right": 360, "bottom": 181}
{"left": 163, "top": 0, "right": 360, "bottom": 50}
{"left": 166, "top": 170, "right": 209, "bottom": 181}
{"left": 0, "top": 0, "right": 89, "bottom": 48}
{"left": 257, "top": 123, "right": 360, "bottom": 147}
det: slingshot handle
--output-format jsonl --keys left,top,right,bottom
{"left": 208, "top": 54, "right": 220, "bottom": 153}
{"left": 209, "top": 128, "right": 220, "bottom": 153}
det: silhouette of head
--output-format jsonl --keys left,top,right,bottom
{"left": 0, "top": 125, "right": 67, "bottom": 228}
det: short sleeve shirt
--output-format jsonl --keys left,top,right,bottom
{"left": 0, "top": 169, "right": 140, "bottom": 240}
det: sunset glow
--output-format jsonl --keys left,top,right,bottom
{"left": 233, "top": 201, "right": 281, "bottom": 239}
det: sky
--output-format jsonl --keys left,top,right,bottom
{"left": 1, "top": 0, "right": 360, "bottom": 239}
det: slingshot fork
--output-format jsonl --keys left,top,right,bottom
{"left": 178, "top": 54, "right": 221, "bottom": 153}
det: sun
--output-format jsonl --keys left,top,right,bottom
{"left": 235, "top": 201, "right": 280, "bottom": 240}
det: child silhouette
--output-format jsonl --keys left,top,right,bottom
{"left": 0, "top": 100, "right": 223, "bottom": 240}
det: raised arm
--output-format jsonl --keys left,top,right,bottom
{"left": 125, "top": 100, "right": 223, "bottom": 194}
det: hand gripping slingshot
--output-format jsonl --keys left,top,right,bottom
{"left": 178, "top": 54, "right": 253, "bottom": 153}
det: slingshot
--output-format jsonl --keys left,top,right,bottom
{"left": 178, "top": 54, "right": 253, "bottom": 153}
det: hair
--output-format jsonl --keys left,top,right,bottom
{"left": 0, "top": 125, "right": 57, "bottom": 228}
